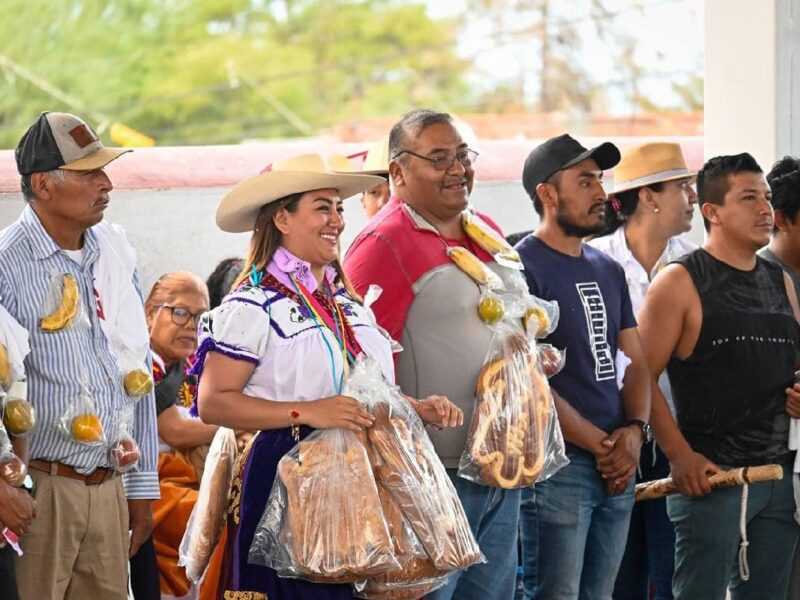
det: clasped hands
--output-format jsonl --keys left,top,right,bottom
{"left": 594, "top": 425, "right": 643, "bottom": 496}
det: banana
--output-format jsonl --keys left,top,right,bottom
{"left": 40, "top": 274, "right": 79, "bottom": 331}
{"left": 0, "top": 343, "right": 10, "bottom": 390}
{"left": 448, "top": 247, "right": 503, "bottom": 289}
{"left": 462, "top": 212, "right": 521, "bottom": 263}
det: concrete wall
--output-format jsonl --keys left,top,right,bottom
{"left": 0, "top": 180, "right": 706, "bottom": 295}
{"left": 704, "top": 0, "right": 800, "bottom": 165}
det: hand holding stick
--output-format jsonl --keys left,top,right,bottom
{"left": 635, "top": 464, "right": 783, "bottom": 502}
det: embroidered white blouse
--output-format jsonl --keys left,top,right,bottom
{"left": 196, "top": 247, "right": 395, "bottom": 404}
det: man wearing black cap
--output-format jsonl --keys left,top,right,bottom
{"left": 0, "top": 112, "right": 159, "bottom": 599}
{"left": 514, "top": 134, "right": 651, "bottom": 599}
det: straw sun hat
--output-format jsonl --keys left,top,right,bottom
{"left": 611, "top": 142, "right": 696, "bottom": 195}
{"left": 216, "top": 153, "right": 385, "bottom": 233}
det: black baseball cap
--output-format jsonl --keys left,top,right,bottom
{"left": 15, "top": 112, "right": 130, "bottom": 176}
{"left": 522, "top": 134, "right": 621, "bottom": 198}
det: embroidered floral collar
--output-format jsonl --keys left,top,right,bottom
{"left": 268, "top": 246, "right": 337, "bottom": 294}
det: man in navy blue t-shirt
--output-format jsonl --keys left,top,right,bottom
{"left": 515, "top": 134, "right": 651, "bottom": 600}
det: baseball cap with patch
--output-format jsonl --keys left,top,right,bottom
{"left": 15, "top": 112, "right": 131, "bottom": 176}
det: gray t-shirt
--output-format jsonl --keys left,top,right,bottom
{"left": 759, "top": 247, "right": 800, "bottom": 298}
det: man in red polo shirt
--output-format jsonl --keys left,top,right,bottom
{"left": 345, "top": 109, "right": 520, "bottom": 600}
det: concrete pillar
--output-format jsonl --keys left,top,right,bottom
{"left": 704, "top": 0, "right": 800, "bottom": 169}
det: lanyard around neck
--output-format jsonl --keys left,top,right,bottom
{"left": 289, "top": 275, "right": 354, "bottom": 393}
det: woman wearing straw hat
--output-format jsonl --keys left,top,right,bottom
{"left": 193, "top": 154, "right": 462, "bottom": 599}
{"left": 589, "top": 142, "right": 698, "bottom": 600}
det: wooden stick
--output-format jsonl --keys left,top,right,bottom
{"left": 635, "top": 464, "right": 784, "bottom": 502}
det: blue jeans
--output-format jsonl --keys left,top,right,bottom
{"left": 427, "top": 469, "right": 521, "bottom": 600}
{"left": 667, "top": 461, "right": 799, "bottom": 600}
{"left": 612, "top": 442, "right": 675, "bottom": 600}
{"left": 519, "top": 487, "right": 538, "bottom": 600}
{"left": 522, "top": 450, "right": 635, "bottom": 600}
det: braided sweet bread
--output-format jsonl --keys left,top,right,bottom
{"left": 466, "top": 342, "right": 552, "bottom": 489}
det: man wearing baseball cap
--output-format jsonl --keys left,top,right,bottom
{"left": 515, "top": 134, "right": 651, "bottom": 599}
{"left": 1, "top": 112, "right": 159, "bottom": 599}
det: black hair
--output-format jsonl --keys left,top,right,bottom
{"left": 697, "top": 153, "right": 763, "bottom": 232}
{"left": 388, "top": 109, "right": 454, "bottom": 167}
{"left": 206, "top": 258, "right": 245, "bottom": 309}
{"left": 532, "top": 171, "right": 563, "bottom": 216}
{"left": 766, "top": 156, "right": 800, "bottom": 230}
{"left": 597, "top": 181, "right": 665, "bottom": 236}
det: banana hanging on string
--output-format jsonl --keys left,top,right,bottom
{"left": 448, "top": 247, "right": 504, "bottom": 290}
{"left": 462, "top": 211, "right": 521, "bottom": 264}
{"left": 40, "top": 274, "right": 80, "bottom": 331}
{"left": 0, "top": 343, "right": 11, "bottom": 390}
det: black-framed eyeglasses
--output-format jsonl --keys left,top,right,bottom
{"left": 392, "top": 148, "right": 479, "bottom": 171}
{"left": 158, "top": 305, "right": 205, "bottom": 327}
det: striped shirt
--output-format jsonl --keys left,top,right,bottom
{"left": 0, "top": 206, "right": 159, "bottom": 499}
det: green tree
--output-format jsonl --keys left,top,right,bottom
{"left": 0, "top": 0, "right": 467, "bottom": 147}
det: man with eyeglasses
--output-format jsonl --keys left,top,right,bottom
{"left": 345, "top": 109, "right": 521, "bottom": 600}
{"left": 0, "top": 112, "right": 159, "bottom": 599}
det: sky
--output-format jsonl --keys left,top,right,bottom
{"left": 425, "top": 0, "right": 704, "bottom": 113}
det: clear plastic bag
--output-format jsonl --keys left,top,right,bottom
{"left": 57, "top": 378, "right": 105, "bottom": 446}
{"left": 458, "top": 323, "right": 568, "bottom": 489}
{"left": 0, "top": 343, "right": 15, "bottom": 393}
{"left": 522, "top": 296, "right": 560, "bottom": 339}
{"left": 120, "top": 347, "right": 153, "bottom": 400}
{"left": 353, "top": 482, "right": 449, "bottom": 600}
{"left": 347, "top": 358, "right": 484, "bottom": 573}
{"left": 1, "top": 382, "right": 35, "bottom": 438}
{"left": 39, "top": 271, "right": 88, "bottom": 332}
{"left": 179, "top": 427, "right": 237, "bottom": 584}
{"left": 447, "top": 246, "right": 504, "bottom": 291}
{"left": 249, "top": 424, "right": 398, "bottom": 583}
{"left": 107, "top": 406, "right": 141, "bottom": 473}
{"left": 0, "top": 427, "right": 26, "bottom": 487}
{"left": 461, "top": 210, "right": 522, "bottom": 270}
{"left": 537, "top": 344, "right": 566, "bottom": 378}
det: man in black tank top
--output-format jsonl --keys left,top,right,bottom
{"left": 637, "top": 153, "right": 800, "bottom": 600}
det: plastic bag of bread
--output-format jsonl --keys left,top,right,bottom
{"left": 346, "top": 357, "right": 483, "bottom": 573}
{"left": 248, "top": 426, "right": 399, "bottom": 583}
{"left": 458, "top": 322, "right": 568, "bottom": 489}
{"left": 178, "top": 427, "right": 237, "bottom": 583}
{"left": 353, "top": 482, "right": 450, "bottom": 599}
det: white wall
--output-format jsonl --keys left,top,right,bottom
{"left": 705, "top": 0, "right": 800, "bottom": 166}
{"left": 0, "top": 181, "right": 706, "bottom": 295}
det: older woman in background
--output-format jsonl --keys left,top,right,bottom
{"left": 130, "top": 271, "right": 218, "bottom": 600}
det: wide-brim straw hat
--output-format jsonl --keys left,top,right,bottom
{"left": 361, "top": 138, "right": 390, "bottom": 175}
{"left": 217, "top": 153, "right": 386, "bottom": 232}
{"left": 330, "top": 138, "right": 390, "bottom": 177}
{"left": 612, "top": 142, "right": 696, "bottom": 194}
